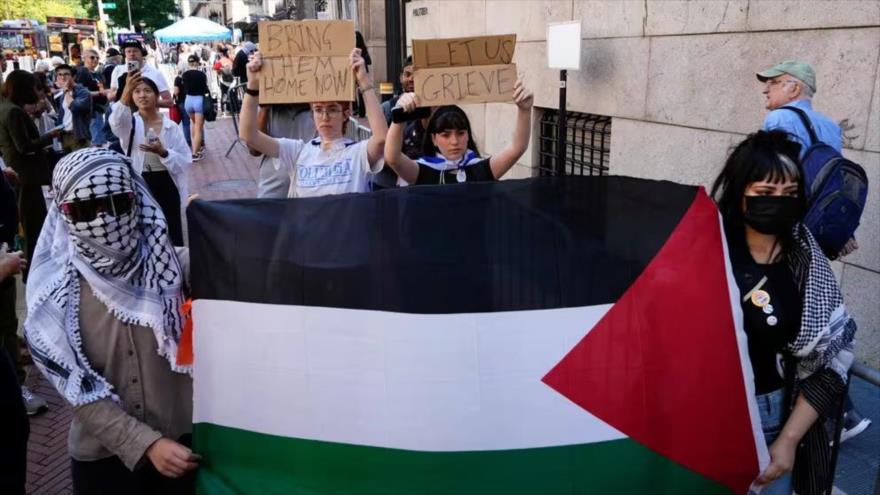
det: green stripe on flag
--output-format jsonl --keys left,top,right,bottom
{"left": 195, "top": 423, "right": 731, "bottom": 494}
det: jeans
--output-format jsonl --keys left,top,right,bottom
{"left": 178, "top": 102, "right": 192, "bottom": 148}
{"left": 751, "top": 388, "right": 793, "bottom": 495}
{"left": 90, "top": 110, "right": 107, "bottom": 146}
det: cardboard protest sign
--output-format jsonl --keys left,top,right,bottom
{"left": 412, "top": 34, "right": 516, "bottom": 68}
{"left": 412, "top": 34, "right": 517, "bottom": 106}
{"left": 257, "top": 20, "right": 355, "bottom": 104}
{"left": 415, "top": 64, "right": 517, "bottom": 106}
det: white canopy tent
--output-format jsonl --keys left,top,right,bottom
{"left": 154, "top": 17, "right": 232, "bottom": 43}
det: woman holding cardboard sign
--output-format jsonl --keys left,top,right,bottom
{"left": 239, "top": 48, "right": 387, "bottom": 198}
{"left": 383, "top": 84, "right": 533, "bottom": 185}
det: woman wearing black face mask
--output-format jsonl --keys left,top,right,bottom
{"left": 712, "top": 130, "right": 856, "bottom": 495}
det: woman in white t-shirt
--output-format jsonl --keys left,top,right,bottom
{"left": 239, "top": 48, "right": 387, "bottom": 198}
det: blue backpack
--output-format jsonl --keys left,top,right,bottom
{"left": 782, "top": 106, "right": 869, "bottom": 259}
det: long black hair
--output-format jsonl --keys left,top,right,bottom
{"left": 1, "top": 70, "right": 38, "bottom": 107}
{"left": 711, "top": 130, "right": 805, "bottom": 238}
{"left": 420, "top": 105, "right": 480, "bottom": 157}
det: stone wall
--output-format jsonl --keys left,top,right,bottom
{"left": 364, "top": 0, "right": 880, "bottom": 367}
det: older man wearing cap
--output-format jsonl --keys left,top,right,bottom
{"left": 757, "top": 60, "right": 871, "bottom": 443}
{"left": 757, "top": 60, "right": 842, "bottom": 158}
{"left": 109, "top": 39, "right": 173, "bottom": 108}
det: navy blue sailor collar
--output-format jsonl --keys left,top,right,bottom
{"left": 310, "top": 137, "right": 358, "bottom": 152}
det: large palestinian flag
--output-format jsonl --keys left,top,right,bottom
{"left": 187, "top": 176, "right": 768, "bottom": 494}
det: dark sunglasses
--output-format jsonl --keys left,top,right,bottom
{"left": 60, "top": 192, "right": 136, "bottom": 223}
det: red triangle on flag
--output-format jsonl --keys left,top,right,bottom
{"left": 542, "top": 190, "right": 759, "bottom": 494}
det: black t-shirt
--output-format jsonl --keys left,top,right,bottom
{"left": 729, "top": 233, "right": 801, "bottom": 395}
{"left": 102, "top": 64, "right": 116, "bottom": 87}
{"left": 415, "top": 158, "right": 495, "bottom": 185}
{"left": 181, "top": 69, "right": 209, "bottom": 96}
{"left": 76, "top": 66, "right": 107, "bottom": 111}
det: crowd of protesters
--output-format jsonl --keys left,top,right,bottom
{"left": 0, "top": 38, "right": 264, "bottom": 494}
{"left": 0, "top": 25, "right": 870, "bottom": 495}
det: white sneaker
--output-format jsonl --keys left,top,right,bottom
{"left": 21, "top": 385, "right": 49, "bottom": 416}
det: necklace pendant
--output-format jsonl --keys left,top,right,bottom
{"left": 456, "top": 169, "right": 466, "bottom": 183}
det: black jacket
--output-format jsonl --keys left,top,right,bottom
{"left": 0, "top": 99, "right": 54, "bottom": 185}
{"left": 232, "top": 50, "right": 249, "bottom": 83}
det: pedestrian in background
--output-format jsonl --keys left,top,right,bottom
{"left": 0, "top": 70, "right": 54, "bottom": 415}
{"left": 110, "top": 73, "right": 191, "bottom": 246}
{"left": 78, "top": 48, "right": 109, "bottom": 146}
{"left": 52, "top": 64, "right": 92, "bottom": 152}
{"left": 181, "top": 54, "right": 209, "bottom": 161}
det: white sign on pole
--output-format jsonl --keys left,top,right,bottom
{"left": 547, "top": 21, "right": 582, "bottom": 70}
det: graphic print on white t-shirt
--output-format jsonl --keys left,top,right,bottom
{"left": 275, "top": 137, "right": 383, "bottom": 198}
{"left": 297, "top": 157, "right": 355, "bottom": 189}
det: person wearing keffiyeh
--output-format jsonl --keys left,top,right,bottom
{"left": 383, "top": 83, "right": 533, "bottom": 186}
{"left": 24, "top": 148, "right": 199, "bottom": 493}
{"left": 712, "top": 130, "right": 856, "bottom": 495}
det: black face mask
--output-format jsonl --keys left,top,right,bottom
{"left": 743, "top": 196, "right": 800, "bottom": 235}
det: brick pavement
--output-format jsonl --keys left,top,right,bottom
{"left": 22, "top": 116, "right": 260, "bottom": 494}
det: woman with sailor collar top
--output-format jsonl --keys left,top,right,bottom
{"left": 383, "top": 84, "right": 533, "bottom": 185}
{"left": 238, "top": 48, "right": 387, "bottom": 198}
{"left": 711, "top": 130, "right": 856, "bottom": 495}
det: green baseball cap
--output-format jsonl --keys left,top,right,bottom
{"left": 756, "top": 60, "right": 816, "bottom": 92}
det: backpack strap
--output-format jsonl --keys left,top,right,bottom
{"left": 780, "top": 105, "right": 820, "bottom": 146}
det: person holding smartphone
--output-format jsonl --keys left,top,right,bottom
{"left": 109, "top": 72, "right": 191, "bottom": 246}
{"left": 52, "top": 64, "right": 92, "bottom": 152}
{"left": 109, "top": 39, "right": 173, "bottom": 109}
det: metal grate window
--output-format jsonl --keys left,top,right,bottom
{"left": 538, "top": 109, "right": 611, "bottom": 176}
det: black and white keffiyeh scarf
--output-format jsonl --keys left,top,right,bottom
{"left": 24, "top": 148, "right": 188, "bottom": 407}
{"left": 786, "top": 224, "right": 856, "bottom": 381}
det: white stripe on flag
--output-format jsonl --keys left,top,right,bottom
{"left": 193, "top": 299, "right": 625, "bottom": 452}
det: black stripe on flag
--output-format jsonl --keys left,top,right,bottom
{"left": 188, "top": 176, "right": 698, "bottom": 313}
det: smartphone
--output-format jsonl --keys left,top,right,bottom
{"left": 391, "top": 106, "right": 431, "bottom": 124}
{"left": 127, "top": 60, "right": 141, "bottom": 72}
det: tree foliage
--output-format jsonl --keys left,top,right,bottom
{"left": 3, "top": 0, "right": 88, "bottom": 22}
{"left": 78, "top": 0, "right": 178, "bottom": 32}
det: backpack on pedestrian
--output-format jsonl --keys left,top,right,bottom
{"left": 781, "top": 106, "right": 869, "bottom": 259}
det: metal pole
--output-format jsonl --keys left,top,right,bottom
{"left": 556, "top": 69, "right": 567, "bottom": 176}
{"left": 385, "top": 0, "right": 403, "bottom": 91}
{"left": 126, "top": 0, "right": 133, "bottom": 31}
